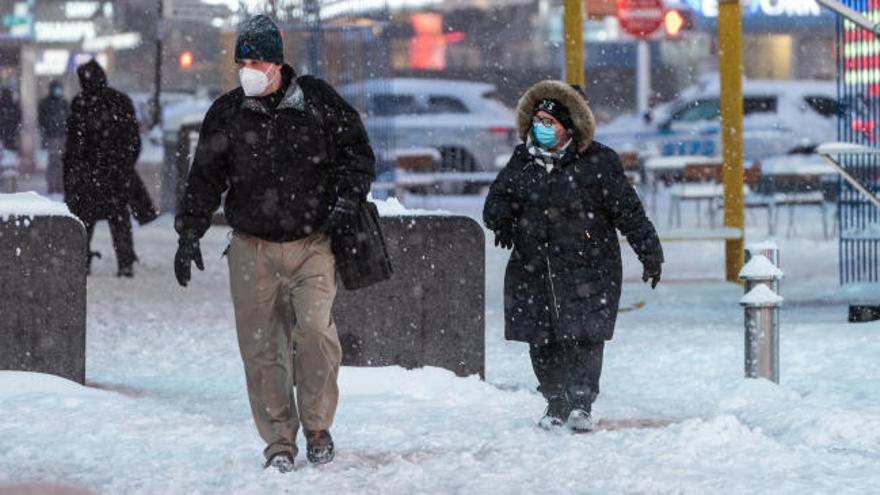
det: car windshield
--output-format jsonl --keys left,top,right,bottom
{"left": 670, "top": 99, "right": 720, "bottom": 122}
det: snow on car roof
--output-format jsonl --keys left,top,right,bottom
{"left": 697, "top": 79, "right": 835, "bottom": 98}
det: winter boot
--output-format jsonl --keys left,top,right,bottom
{"left": 117, "top": 265, "right": 134, "bottom": 278}
{"left": 538, "top": 396, "right": 570, "bottom": 430}
{"left": 264, "top": 452, "right": 295, "bottom": 473}
{"left": 567, "top": 408, "right": 594, "bottom": 433}
{"left": 306, "top": 430, "right": 335, "bottom": 464}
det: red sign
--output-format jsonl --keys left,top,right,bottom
{"left": 617, "top": 0, "right": 664, "bottom": 38}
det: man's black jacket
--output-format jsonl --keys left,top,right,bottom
{"left": 176, "top": 65, "right": 376, "bottom": 242}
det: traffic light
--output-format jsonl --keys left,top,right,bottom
{"left": 179, "top": 51, "right": 193, "bottom": 69}
{"left": 664, "top": 8, "right": 694, "bottom": 39}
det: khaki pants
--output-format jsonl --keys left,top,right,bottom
{"left": 227, "top": 231, "right": 342, "bottom": 460}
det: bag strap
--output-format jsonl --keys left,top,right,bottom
{"left": 296, "top": 75, "right": 332, "bottom": 147}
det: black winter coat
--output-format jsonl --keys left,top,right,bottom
{"left": 484, "top": 141, "right": 663, "bottom": 344}
{"left": 63, "top": 61, "right": 143, "bottom": 222}
{"left": 175, "top": 65, "right": 375, "bottom": 243}
{"left": 0, "top": 89, "right": 21, "bottom": 151}
{"left": 38, "top": 94, "right": 69, "bottom": 140}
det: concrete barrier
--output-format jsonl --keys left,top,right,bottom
{"left": 0, "top": 193, "right": 87, "bottom": 384}
{"left": 333, "top": 215, "right": 485, "bottom": 378}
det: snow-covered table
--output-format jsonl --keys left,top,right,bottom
{"left": 0, "top": 192, "right": 87, "bottom": 384}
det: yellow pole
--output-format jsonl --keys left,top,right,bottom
{"left": 718, "top": 0, "right": 745, "bottom": 282}
{"left": 564, "top": 0, "right": 584, "bottom": 87}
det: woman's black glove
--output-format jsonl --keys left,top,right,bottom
{"left": 493, "top": 221, "right": 515, "bottom": 250}
{"left": 322, "top": 196, "right": 360, "bottom": 238}
{"left": 641, "top": 256, "right": 662, "bottom": 289}
{"left": 175, "top": 237, "right": 204, "bottom": 287}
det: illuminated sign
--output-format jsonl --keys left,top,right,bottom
{"left": 34, "top": 21, "right": 96, "bottom": 42}
{"left": 36, "top": 49, "right": 71, "bottom": 76}
{"left": 64, "top": 2, "right": 101, "bottom": 19}
{"left": 82, "top": 32, "right": 142, "bottom": 51}
{"left": 685, "top": 0, "right": 821, "bottom": 17}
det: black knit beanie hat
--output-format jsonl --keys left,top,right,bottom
{"left": 235, "top": 15, "right": 284, "bottom": 65}
{"left": 534, "top": 98, "right": 574, "bottom": 130}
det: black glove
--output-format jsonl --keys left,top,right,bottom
{"left": 322, "top": 196, "right": 360, "bottom": 238}
{"left": 641, "top": 257, "right": 662, "bottom": 289}
{"left": 175, "top": 237, "right": 204, "bottom": 287}
{"left": 493, "top": 221, "right": 515, "bottom": 250}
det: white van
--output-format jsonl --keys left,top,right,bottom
{"left": 595, "top": 78, "right": 838, "bottom": 160}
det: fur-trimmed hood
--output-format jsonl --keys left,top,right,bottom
{"left": 516, "top": 80, "right": 595, "bottom": 153}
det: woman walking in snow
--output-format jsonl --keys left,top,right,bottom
{"left": 483, "top": 81, "right": 664, "bottom": 431}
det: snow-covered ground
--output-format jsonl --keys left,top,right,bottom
{"left": 1, "top": 196, "right": 878, "bottom": 494}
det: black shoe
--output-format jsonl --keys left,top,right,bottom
{"left": 264, "top": 452, "right": 295, "bottom": 473}
{"left": 117, "top": 266, "right": 134, "bottom": 278}
{"left": 306, "top": 430, "right": 335, "bottom": 464}
{"left": 538, "top": 396, "right": 570, "bottom": 430}
{"left": 567, "top": 408, "right": 594, "bottom": 433}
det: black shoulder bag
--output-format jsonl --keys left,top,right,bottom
{"left": 298, "top": 76, "right": 393, "bottom": 290}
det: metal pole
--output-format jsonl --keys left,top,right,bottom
{"left": 154, "top": 0, "right": 163, "bottom": 129}
{"left": 815, "top": 0, "right": 880, "bottom": 36}
{"left": 740, "top": 246, "right": 783, "bottom": 384}
{"left": 637, "top": 39, "right": 650, "bottom": 117}
{"left": 718, "top": 0, "right": 745, "bottom": 283}
{"left": 820, "top": 154, "right": 880, "bottom": 209}
{"left": 743, "top": 303, "right": 780, "bottom": 382}
{"left": 563, "top": 0, "right": 584, "bottom": 87}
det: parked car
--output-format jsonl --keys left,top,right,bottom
{"left": 340, "top": 78, "right": 519, "bottom": 173}
{"left": 596, "top": 78, "right": 838, "bottom": 161}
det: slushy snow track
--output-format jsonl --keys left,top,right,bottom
{"left": 1, "top": 214, "right": 878, "bottom": 494}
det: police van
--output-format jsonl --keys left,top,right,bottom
{"left": 595, "top": 78, "right": 837, "bottom": 160}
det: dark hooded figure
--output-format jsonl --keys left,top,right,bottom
{"left": 0, "top": 87, "right": 22, "bottom": 151}
{"left": 483, "top": 80, "right": 664, "bottom": 432}
{"left": 39, "top": 80, "right": 69, "bottom": 194}
{"left": 64, "top": 60, "right": 154, "bottom": 277}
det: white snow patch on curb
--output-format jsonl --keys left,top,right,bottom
{"left": 0, "top": 191, "right": 79, "bottom": 222}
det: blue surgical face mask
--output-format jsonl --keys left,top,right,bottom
{"left": 533, "top": 123, "right": 559, "bottom": 148}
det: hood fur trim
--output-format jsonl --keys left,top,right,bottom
{"left": 516, "top": 80, "right": 595, "bottom": 153}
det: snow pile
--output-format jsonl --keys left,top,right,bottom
{"left": 0, "top": 192, "right": 77, "bottom": 222}
{"left": 816, "top": 141, "right": 880, "bottom": 156}
{"left": 738, "top": 254, "right": 783, "bottom": 280}
{"left": 0, "top": 372, "right": 105, "bottom": 400}
{"left": 740, "top": 284, "right": 784, "bottom": 306}
{"left": 371, "top": 196, "right": 452, "bottom": 217}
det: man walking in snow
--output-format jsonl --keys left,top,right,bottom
{"left": 174, "top": 14, "right": 375, "bottom": 472}
{"left": 64, "top": 61, "right": 149, "bottom": 277}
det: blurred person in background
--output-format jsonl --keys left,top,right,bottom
{"left": 0, "top": 87, "right": 21, "bottom": 152}
{"left": 39, "top": 80, "right": 69, "bottom": 195}
{"left": 64, "top": 60, "right": 155, "bottom": 278}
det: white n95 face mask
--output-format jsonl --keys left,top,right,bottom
{"left": 239, "top": 67, "right": 275, "bottom": 97}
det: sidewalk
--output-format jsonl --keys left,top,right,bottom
{"left": 0, "top": 212, "right": 877, "bottom": 493}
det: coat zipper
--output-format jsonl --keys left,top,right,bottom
{"left": 542, "top": 167, "right": 561, "bottom": 322}
{"left": 545, "top": 256, "right": 561, "bottom": 322}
